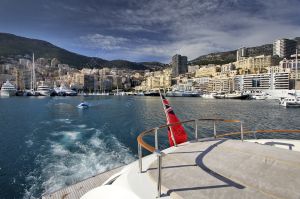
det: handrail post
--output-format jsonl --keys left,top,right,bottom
{"left": 253, "top": 130, "right": 257, "bottom": 139}
{"left": 154, "top": 150, "right": 162, "bottom": 198}
{"left": 155, "top": 128, "right": 159, "bottom": 150}
{"left": 194, "top": 119, "right": 198, "bottom": 140}
{"left": 240, "top": 121, "right": 244, "bottom": 141}
{"left": 138, "top": 143, "right": 142, "bottom": 173}
{"left": 213, "top": 121, "right": 217, "bottom": 138}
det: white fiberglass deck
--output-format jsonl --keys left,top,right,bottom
{"left": 148, "top": 139, "right": 300, "bottom": 199}
{"left": 42, "top": 138, "right": 300, "bottom": 199}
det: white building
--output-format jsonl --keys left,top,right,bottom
{"left": 188, "top": 65, "right": 200, "bottom": 73}
{"left": 273, "top": 38, "right": 297, "bottom": 58}
{"left": 235, "top": 72, "right": 289, "bottom": 91}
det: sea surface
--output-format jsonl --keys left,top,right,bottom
{"left": 0, "top": 96, "right": 299, "bottom": 199}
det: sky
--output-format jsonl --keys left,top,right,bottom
{"left": 0, "top": 0, "right": 300, "bottom": 63}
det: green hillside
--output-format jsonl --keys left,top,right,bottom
{"left": 0, "top": 33, "right": 154, "bottom": 70}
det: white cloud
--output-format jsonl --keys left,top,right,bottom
{"left": 76, "top": 0, "right": 300, "bottom": 62}
{"left": 79, "top": 34, "right": 128, "bottom": 50}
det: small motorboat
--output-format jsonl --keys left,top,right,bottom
{"left": 77, "top": 102, "right": 89, "bottom": 109}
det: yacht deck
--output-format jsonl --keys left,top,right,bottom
{"left": 148, "top": 139, "right": 300, "bottom": 199}
{"left": 41, "top": 138, "right": 300, "bottom": 199}
{"left": 41, "top": 165, "right": 125, "bottom": 199}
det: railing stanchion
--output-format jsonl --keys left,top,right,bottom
{"left": 253, "top": 130, "right": 257, "bottom": 139}
{"left": 155, "top": 150, "right": 162, "bottom": 198}
{"left": 213, "top": 121, "right": 217, "bottom": 138}
{"left": 138, "top": 144, "right": 142, "bottom": 173}
{"left": 240, "top": 122, "right": 244, "bottom": 141}
{"left": 194, "top": 119, "right": 198, "bottom": 140}
{"left": 155, "top": 128, "right": 159, "bottom": 150}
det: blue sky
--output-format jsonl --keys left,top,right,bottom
{"left": 0, "top": 0, "right": 300, "bottom": 63}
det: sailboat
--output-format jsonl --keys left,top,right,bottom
{"left": 25, "top": 53, "right": 39, "bottom": 96}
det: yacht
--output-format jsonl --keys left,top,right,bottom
{"left": 144, "top": 90, "right": 160, "bottom": 96}
{"left": 99, "top": 92, "right": 109, "bottom": 96}
{"left": 136, "top": 92, "right": 145, "bottom": 96}
{"left": 247, "top": 90, "right": 268, "bottom": 100}
{"left": 166, "top": 83, "right": 201, "bottom": 97}
{"left": 42, "top": 118, "right": 300, "bottom": 199}
{"left": 201, "top": 92, "right": 216, "bottom": 99}
{"left": 279, "top": 93, "right": 300, "bottom": 107}
{"left": 54, "top": 85, "right": 77, "bottom": 96}
{"left": 251, "top": 93, "right": 267, "bottom": 100}
{"left": 0, "top": 80, "right": 16, "bottom": 96}
{"left": 214, "top": 92, "right": 249, "bottom": 99}
{"left": 166, "top": 90, "right": 200, "bottom": 97}
{"left": 36, "top": 83, "right": 52, "bottom": 96}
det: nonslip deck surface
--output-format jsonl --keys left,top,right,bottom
{"left": 41, "top": 166, "right": 124, "bottom": 199}
{"left": 148, "top": 139, "right": 300, "bottom": 199}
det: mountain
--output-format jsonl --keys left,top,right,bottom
{"left": 0, "top": 33, "right": 162, "bottom": 70}
{"left": 189, "top": 44, "right": 273, "bottom": 65}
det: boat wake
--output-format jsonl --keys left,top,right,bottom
{"left": 23, "top": 120, "right": 135, "bottom": 199}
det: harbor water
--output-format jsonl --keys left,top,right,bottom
{"left": 0, "top": 96, "right": 299, "bottom": 199}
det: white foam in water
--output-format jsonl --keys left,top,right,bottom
{"left": 77, "top": 124, "right": 87, "bottom": 128}
{"left": 25, "top": 139, "right": 34, "bottom": 147}
{"left": 55, "top": 119, "right": 72, "bottom": 124}
{"left": 23, "top": 125, "right": 135, "bottom": 199}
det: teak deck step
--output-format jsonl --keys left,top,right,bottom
{"left": 42, "top": 165, "right": 124, "bottom": 199}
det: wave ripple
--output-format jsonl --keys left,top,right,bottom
{"left": 23, "top": 121, "right": 135, "bottom": 199}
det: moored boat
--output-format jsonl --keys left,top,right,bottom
{"left": 201, "top": 92, "right": 216, "bottom": 99}
{"left": 144, "top": 90, "right": 160, "bottom": 96}
{"left": 36, "top": 83, "right": 52, "bottom": 96}
{"left": 279, "top": 93, "right": 300, "bottom": 107}
{"left": 166, "top": 90, "right": 201, "bottom": 97}
{"left": 0, "top": 80, "right": 17, "bottom": 96}
{"left": 214, "top": 92, "right": 249, "bottom": 99}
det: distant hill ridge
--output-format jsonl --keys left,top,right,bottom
{"left": 0, "top": 33, "right": 164, "bottom": 70}
{"left": 1, "top": 32, "right": 297, "bottom": 70}
{"left": 189, "top": 44, "right": 273, "bottom": 66}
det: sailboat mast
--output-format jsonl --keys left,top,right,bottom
{"left": 296, "top": 49, "right": 298, "bottom": 92}
{"left": 296, "top": 49, "right": 298, "bottom": 82}
{"left": 30, "top": 58, "right": 33, "bottom": 91}
{"left": 33, "top": 53, "right": 36, "bottom": 91}
{"left": 31, "top": 53, "right": 35, "bottom": 91}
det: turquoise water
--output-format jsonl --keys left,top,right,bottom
{"left": 0, "top": 96, "right": 299, "bottom": 198}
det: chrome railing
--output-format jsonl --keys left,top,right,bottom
{"left": 137, "top": 118, "right": 243, "bottom": 197}
{"left": 137, "top": 118, "right": 300, "bottom": 197}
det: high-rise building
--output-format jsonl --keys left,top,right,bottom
{"left": 236, "top": 47, "right": 247, "bottom": 61}
{"left": 273, "top": 38, "right": 297, "bottom": 58}
{"left": 171, "top": 54, "right": 187, "bottom": 76}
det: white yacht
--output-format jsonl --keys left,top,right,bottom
{"left": 279, "top": 93, "right": 300, "bottom": 107}
{"left": 36, "top": 83, "right": 51, "bottom": 96}
{"left": 42, "top": 119, "right": 300, "bottom": 199}
{"left": 252, "top": 94, "right": 267, "bottom": 100}
{"left": 54, "top": 85, "right": 77, "bottom": 96}
{"left": 166, "top": 90, "right": 200, "bottom": 97}
{"left": 201, "top": 92, "right": 216, "bottom": 99}
{"left": 0, "top": 80, "right": 17, "bottom": 96}
{"left": 251, "top": 93, "right": 267, "bottom": 100}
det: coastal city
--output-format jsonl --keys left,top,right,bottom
{"left": 1, "top": 37, "right": 299, "bottom": 102}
